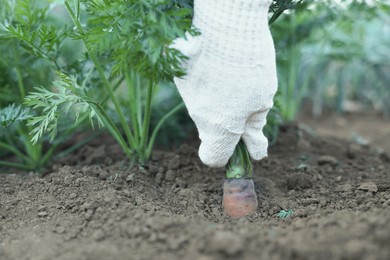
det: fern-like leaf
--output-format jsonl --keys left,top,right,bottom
{"left": 277, "top": 209, "right": 294, "bottom": 219}
{"left": 0, "top": 103, "right": 31, "bottom": 127}
{"left": 25, "top": 72, "right": 103, "bottom": 144}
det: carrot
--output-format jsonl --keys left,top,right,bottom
{"left": 223, "top": 178, "right": 258, "bottom": 218}
{"left": 223, "top": 140, "right": 258, "bottom": 218}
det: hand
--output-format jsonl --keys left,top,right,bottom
{"left": 173, "top": 0, "right": 278, "bottom": 167}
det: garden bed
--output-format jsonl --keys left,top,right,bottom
{"left": 1, "top": 122, "right": 390, "bottom": 260}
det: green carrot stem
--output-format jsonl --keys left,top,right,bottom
{"left": 226, "top": 140, "right": 253, "bottom": 179}
{"left": 0, "top": 160, "right": 32, "bottom": 171}
{"left": 139, "top": 80, "right": 154, "bottom": 164}
{"left": 65, "top": 1, "right": 136, "bottom": 149}
{"left": 146, "top": 102, "right": 185, "bottom": 158}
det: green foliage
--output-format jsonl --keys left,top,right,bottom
{"left": 264, "top": 92, "right": 283, "bottom": 144}
{"left": 277, "top": 209, "right": 294, "bottom": 219}
{"left": 271, "top": 0, "right": 390, "bottom": 120}
{"left": 25, "top": 73, "right": 103, "bottom": 144}
{"left": 226, "top": 140, "right": 253, "bottom": 179}
{"left": 12, "top": 0, "right": 194, "bottom": 165}
{"left": 71, "top": 0, "right": 192, "bottom": 81}
{"left": 0, "top": 0, "right": 94, "bottom": 171}
{"left": 263, "top": 0, "right": 305, "bottom": 139}
{"left": 309, "top": 1, "right": 390, "bottom": 116}
{"left": 269, "top": 0, "right": 303, "bottom": 25}
{"left": 0, "top": 104, "right": 31, "bottom": 128}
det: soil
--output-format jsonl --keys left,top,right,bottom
{"left": 300, "top": 112, "right": 390, "bottom": 153}
{"left": 1, "top": 117, "right": 390, "bottom": 260}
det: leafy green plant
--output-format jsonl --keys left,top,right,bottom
{"left": 19, "top": 0, "right": 193, "bottom": 165}
{"left": 277, "top": 209, "right": 294, "bottom": 219}
{"left": 269, "top": 0, "right": 303, "bottom": 25}
{"left": 270, "top": 0, "right": 334, "bottom": 121}
{"left": 271, "top": 0, "right": 390, "bottom": 119}
{"left": 307, "top": 1, "right": 390, "bottom": 117}
{"left": 0, "top": 0, "right": 105, "bottom": 171}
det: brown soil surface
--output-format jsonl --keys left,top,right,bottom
{"left": 1, "top": 123, "right": 390, "bottom": 260}
{"left": 300, "top": 112, "right": 390, "bottom": 153}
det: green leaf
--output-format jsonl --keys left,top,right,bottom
{"left": 24, "top": 72, "right": 103, "bottom": 143}
{"left": 0, "top": 104, "right": 31, "bottom": 127}
{"left": 276, "top": 209, "right": 294, "bottom": 219}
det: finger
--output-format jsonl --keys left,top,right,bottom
{"left": 198, "top": 126, "right": 241, "bottom": 167}
{"left": 241, "top": 109, "right": 270, "bottom": 161}
{"left": 192, "top": 112, "right": 243, "bottom": 167}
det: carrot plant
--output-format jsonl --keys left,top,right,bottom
{"left": 0, "top": 0, "right": 96, "bottom": 171}
{"left": 19, "top": 0, "right": 193, "bottom": 164}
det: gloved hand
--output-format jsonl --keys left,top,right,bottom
{"left": 173, "top": 0, "right": 278, "bottom": 167}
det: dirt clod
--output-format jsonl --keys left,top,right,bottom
{"left": 358, "top": 182, "right": 378, "bottom": 192}
{"left": 346, "top": 144, "right": 362, "bottom": 159}
{"left": 165, "top": 170, "right": 176, "bottom": 182}
{"left": 317, "top": 155, "right": 338, "bottom": 166}
{"left": 286, "top": 173, "right": 313, "bottom": 190}
{"left": 168, "top": 155, "right": 181, "bottom": 170}
{"left": 38, "top": 211, "right": 48, "bottom": 217}
{"left": 92, "top": 230, "right": 106, "bottom": 241}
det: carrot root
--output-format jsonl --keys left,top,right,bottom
{"left": 222, "top": 178, "right": 258, "bottom": 219}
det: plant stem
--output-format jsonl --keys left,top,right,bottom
{"left": 65, "top": 0, "right": 136, "bottom": 150}
{"left": 51, "top": 130, "right": 102, "bottom": 161}
{"left": 0, "top": 141, "right": 31, "bottom": 163}
{"left": 88, "top": 100, "right": 133, "bottom": 159}
{"left": 146, "top": 102, "right": 185, "bottom": 158}
{"left": 126, "top": 71, "right": 140, "bottom": 145}
{"left": 226, "top": 140, "right": 253, "bottom": 179}
{"left": 15, "top": 125, "right": 42, "bottom": 169}
{"left": 140, "top": 80, "right": 154, "bottom": 163}
{"left": 135, "top": 75, "right": 143, "bottom": 136}
{"left": 12, "top": 45, "right": 26, "bottom": 101}
{"left": 0, "top": 160, "right": 32, "bottom": 171}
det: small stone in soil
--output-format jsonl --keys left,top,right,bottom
{"left": 38, "top": 205, "right": 47, "bottom": 212}
{"left": 55, "top": 226, "right": 66, "bottom": 234}
{"left": 38, "top": 211, "right": 48, "bottom": 217}
{"left": 92, "top": 230, "right": 106, "bottom": 241}
{"left": 336, "top": 183, "right": 353, "bottom": 192}
{"left": 69, "top": 193, "right": 77, "bottom": 199}
{"left": 317, "top": 155, "right": 338, "bottom": 166}
{"left": 357, "top": 182, "right": 378, "bottom": 193}
{"left": 155, "top": 172, "right": 163, "bottom": 185}
{"left": 85, "top": 210, "right": 94, "bottom": 221}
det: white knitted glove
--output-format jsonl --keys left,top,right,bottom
{"left": 173, "top": 0, "right": 278, "bottom": 167}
